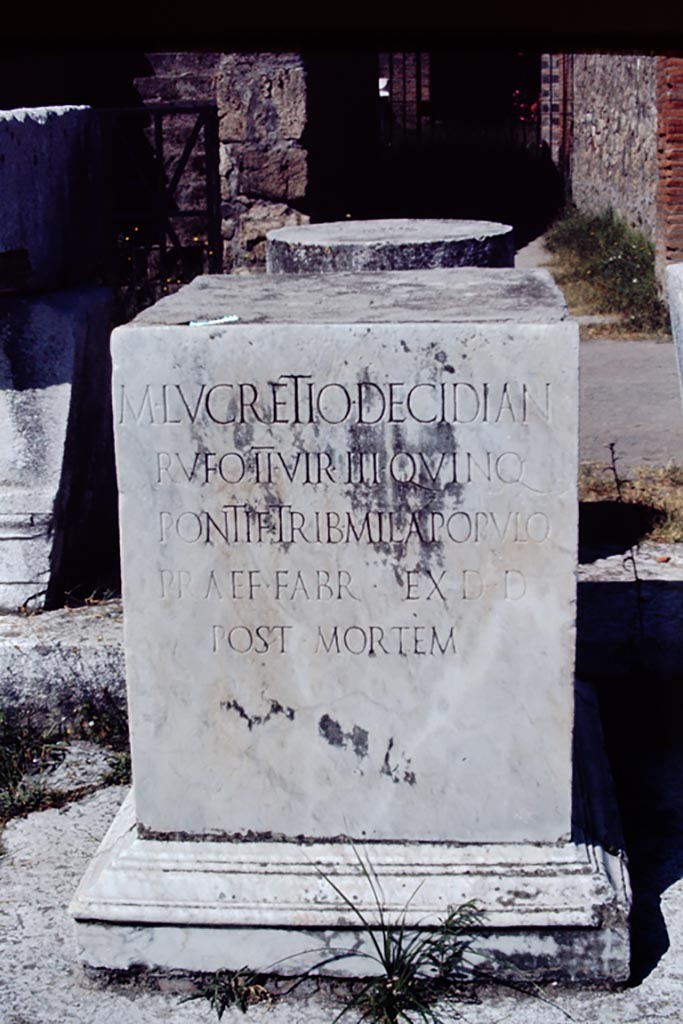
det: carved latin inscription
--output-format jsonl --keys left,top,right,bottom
{"left": 113, "top": 314, "right": 577, "bottom": 841}
{"left": 120, "top": 368, "right": 555, "bottom": 657}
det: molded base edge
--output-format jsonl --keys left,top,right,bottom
{"left": 71, "top": 792, "right": 630, "bottom": 983}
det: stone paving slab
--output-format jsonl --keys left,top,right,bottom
{"left": 2, "top": 786, "right": 683, "bottom": 1023}
{"left": 517, "top": 234, "right": 683, "bottom": 468}
{"left": 580, "top": 339, "right": 683, "bottom": 467}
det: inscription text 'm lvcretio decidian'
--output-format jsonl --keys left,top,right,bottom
{"left": 119, "top": 377, "right": 551, "bottom": 427}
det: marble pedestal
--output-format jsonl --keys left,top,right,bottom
{"left": 71, "top": 268, "right": 629, "bottom": 981}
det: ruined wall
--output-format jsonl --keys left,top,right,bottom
{"left": 133, "top": 52, "right": 223, "bottom": 265}
{"left": 0, "top": 107, "right": 117, "bottom": 610}
{"left": 570, "top": 54, "right": 658, "bottom": 241}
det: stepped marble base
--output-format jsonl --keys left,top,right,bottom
{"left": 71, "top": 792, "right": 630, "bottom": 982}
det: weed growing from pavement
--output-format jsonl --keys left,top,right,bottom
{"left": 0, "top": 694, "right": 131, "bottom": 832}
{"left": 0, "top": 706, "right": 66, "bottom": 824}
{"left": 184, "top": 968, "right": 272, "bottom": 1018}
{"left": 184, "top": 846, "right": 488, "bottom": 1023}
{"left": 545, "top": 207, "right": 670, "bottom": 335}
{"left": 72, "top": 689, "right": 130, "bottom": 752}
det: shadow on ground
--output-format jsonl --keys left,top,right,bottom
{"left": 577, "top": 576, "right": 683, "bottom": 984}
{"left": 579, "top": 501, "right": 666, "bottom": 563}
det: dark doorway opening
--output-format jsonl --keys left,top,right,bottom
{"left": 304, "top": 50, "right": 563, "bottom": 247}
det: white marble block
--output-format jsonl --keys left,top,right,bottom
{"left": 667, "top": 262, "right": 683, "bottom": 405}
{"left": 0, "top": 287, "right": 113, "bottom": 610}
{"left": 72, "top": 269, "right": 629, "bottom": 980}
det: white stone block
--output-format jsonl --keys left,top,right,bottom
{"left": 0, "top": 287, "right": 113, "bottom": 609}
{"left": 667, "top": 262, "right": 683, "bottom": 409}
{"left": 111, "top": 269, "right": 576, "bottom": 844}
{"left": 267, "top": 218, "right": 514, "bottom": 273}
{"left": 72, "top": 790, "right": 630, "bottom": 981}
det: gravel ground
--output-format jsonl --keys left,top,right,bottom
{"left": 2, "top": 783, "right": 683, "bottom": 1023}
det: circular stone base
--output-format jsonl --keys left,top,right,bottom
{"left": 266, "top": 218, "right": 514, "bottom": 274}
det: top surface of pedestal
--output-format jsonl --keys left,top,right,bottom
{"left": 267, "top": 219, "right": 513, "bottom": 246}
{"left": 131, "top": 269, "right": 566, "bottom": 327}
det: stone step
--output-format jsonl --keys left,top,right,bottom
{"left": 0, "top": 601, "right": 124, "bottom": 717}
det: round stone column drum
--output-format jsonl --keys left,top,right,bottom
{"left": 266, "top": 218, "right": 514, "bottom": 273}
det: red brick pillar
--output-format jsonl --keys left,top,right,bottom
{"left": 656, "top": 56, "right": 683, "bottom": 285}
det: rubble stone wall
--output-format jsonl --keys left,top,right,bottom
{"left": 570, "top": 54, "right": 658, "bottom": 241}
{"left": 134, "top": 52, "right": 310, "bottom": 272}
{"left": 216, "top": 53, "right": 309, "bottom": 271}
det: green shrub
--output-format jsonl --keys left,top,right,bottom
{"left": 546, "top": 207, "right": 669, "bottom": 333}
{"left": 183, "top": 847, "right": 487, "bottom": 1023}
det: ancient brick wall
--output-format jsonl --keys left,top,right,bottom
{"left": 540, "top": 54, "right": 563, "bottom": 166}
{"left": 216, "top": 53, "right": 309, "bottom": 271}
{"left": 569, "top": 54, "right": 658, "bottom": 241}
{"left": 656, "top": 56, "right": 683, "bottom": 284}
{"left": 540, "top": 53, "right": 572, "bottom": 179}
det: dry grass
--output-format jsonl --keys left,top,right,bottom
{"left": 550, "top": 262, "right": 665, "bottom": 340}
{"left": 579, "top": 461, "right": 683, "bottom": 543}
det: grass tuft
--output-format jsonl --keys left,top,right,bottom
{"left": 184, "top": 845, "right": 487, "bottom": 1023}
{"left": 0, "top": 707, "right": 68, "bottom": 823}
{"left": 0, "top": 696, "right": 131, "bottom": 831}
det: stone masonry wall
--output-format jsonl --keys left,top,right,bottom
{"left": 216, "top": 53, "right": 309, "bottom": 271}
{"left": 570, "top": 54, "right": 658, "bottom": 242}
{"left": 134, "top": 52, "right": 310, "bottom": 272}
{"left": 134, "top": 52, "right": 223, "bottom": 253}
